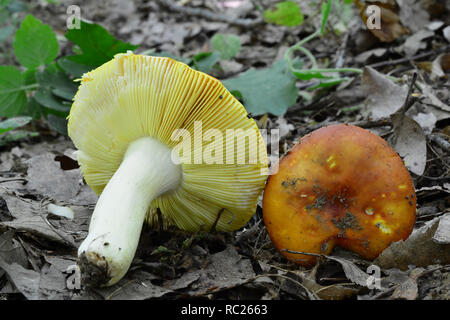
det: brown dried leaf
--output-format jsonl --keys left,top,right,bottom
{"left": 390, "top": 113, "right": 427, "bottom": 176}
{"left": 362, "top": 66, "right": 408, "bottom": 118}
{"left": 356, "top": 1, "right": 409, "bottom": 42}
{"left": 165, "top": 245, "right": 255, "bottom": 295}
{"left": 374, "top": 213, "right": 450, "bottom": 269}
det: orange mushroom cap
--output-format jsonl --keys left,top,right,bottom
{"left": 263, "top": 124, "right": 416, "bottom": 266}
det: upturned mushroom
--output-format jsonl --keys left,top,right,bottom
{"left": 263, "top": 124, "right": 416, "bottom": 266}
{"left": 68, "top": 52, "right": 268, "bottom": 286}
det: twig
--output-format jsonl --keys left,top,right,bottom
{"left": 191, "top": 273, "right": 319, "bottom": 300}
{"left": 335, "top": 33, "right": 349, "bottom": 69}
{"left": 394, "top": 72, "right": 418, "bottom": 116}
{"left": 429, "top": 134, "right": 450, "bottom": 153}
{"left": 426, "top": 139, "right": 450, "bottom": 170}
{"left": 39, "top": 213, "right": 76, "bottom": 248}
{"left": 368, "top": 45, "right": 450, "bottom": 69}
{"left": 156, "top": 0, "right": 263, "bottom": 27}
{"left": 0, "top": 178, "right": 27, "bottom": 184}
{"left": 210, "top": 208, "right": 224, "bottom": 233}
{"left": 105, "top": 279, "right": 136, "bottom": 300}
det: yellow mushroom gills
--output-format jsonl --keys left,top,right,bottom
{"left": 68, "top": 52, "right": 268, "bottom": 286}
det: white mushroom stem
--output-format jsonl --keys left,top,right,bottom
{"left": 77, "top": 137, "right": 182, "bottom": 286}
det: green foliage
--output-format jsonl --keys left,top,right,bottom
{"left": 191, "top": 51, "right": 221, "bottom": 73}
{"left": 0, "top": 66, "right": 27, "bottom": 117}
{"left": 14, "top": 14, "right": 58, "bottom": 68}
{"left": 0, "top": 2, "right": 364, "bottom": 139}
{"left": 0, "top": 116, "right": 31, "bottom": 134}
{"left": 264, "top": 1, "right": 304, "bottom": 27}
{"left": 65, "top": 20, "right": 138, "bottom": 66}
{"left": 57, "top": 57, "right": 92, "bottom": 78}
{"left": 223, "top": 60, "right": 298, "bottom": 116}
{"left": 321, "top": 0, "right": 333, "bottom": 35}
{"left": 0, "top": 13, "right": 139, "bottom": 142}
{"left": 211, "top": 33, "right": 241, "bottom": 60}
{"left": 331, "top": 0, "right": 355, "bottom": 34}
{"left": 283, "top": 0, "right": 362, "bottom": 100}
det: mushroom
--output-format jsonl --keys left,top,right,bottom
{"left": 68, "top": 52, "right": 268, "bottom": 286}
{"left": 263, "top": 124, "right": 416, "bottom": 266}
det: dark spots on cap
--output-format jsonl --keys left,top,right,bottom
{"left": 332, "top": 211, "right": 363, "bottom": 236}
{"left": 363, "top": 240, "right": 369, "bottom": 249}
{"left": 305, "top": 193, "right": 327, "bottom": 211}
{"left": 281, "top": 177, "right": 307, "bottom": 189}
{"left": 104, "top": 242, "right": 109, "bottom": 246}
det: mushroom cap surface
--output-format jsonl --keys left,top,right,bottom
{"left": 68, "top": 53, "right": 268, "bottom": 232}
{"left": 263, "top": 124, "right": 416, "bottom": 266}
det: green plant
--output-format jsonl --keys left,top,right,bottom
{"left": 0, "top": 0, "right": 363, "bottom": 140}
{"left": 263, "top": 1, "right": 304, "bottom": 27}
{"left": 223, "top": 0, "right": 363, "bottom": 116}
{"left": 0, "top": 14, "right": 138, "bottom": 138}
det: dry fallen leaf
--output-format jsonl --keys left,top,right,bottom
{"left": 403, "top": 29, "right": 434, "bottom": 57}
{"left": 374, "top": 213, "right": 450, "bottom": 269}
{"left": 356, "top": 0, "right": 409, "bottom": 42}
{"left": 164, "top": 245, "right": 255, "bottom": 296}
{"left": 362, "top": 66, "right": 408, "bottom": 118}
{"left": 25, "top": 152, "right": 97, "bottom": 205}
{"left": 433, "top": 213, "right": 450, "bottom": 244}
{"left": 93, "top": 270, "right": 172, "bottom": 300}
{"left": 390, "top": 113, "right": 427, "bottom": 176}
{"left": 397, "top": 0, "right": 430, "bottom": 33}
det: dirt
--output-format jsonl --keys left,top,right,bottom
{"left": 0, "top": 0, "right": 449, "bottom": 300}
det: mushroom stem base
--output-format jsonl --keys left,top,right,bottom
{"left": 77, "top": 137, "right": 182, "bottom": 286}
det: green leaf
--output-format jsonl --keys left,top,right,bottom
{"left": 57, "top": 57, "right": 92, "bottom": 78}
{"left": 320, "top": 0, "right": 333, "bottom": 34}
{"left": 47, "top": 114, "right": 68, "bottom": 135}
{"left": 34, "top": 88, "right": 70, "bottom": 113}
{"left": 264, "top": 1, "right": 304, "bottom": 27}
{"left": 211, "top": 34, "right": 241, "bottom": 60}
{"left": 223, "top": 59, "right": 298, "bottom": 115}
{"left": 293, "top": 70, "right": 330, "bottom": 80}
{"left": 0, "top": 116, "right": 32, "bottom": 134}
{"left": 23, "top": 98, "right": 44, "bottom": 120}
{"left": 14, "top": 14, "right": 58, "bottom": 68}
{"left": 22, "top": 68, "right": 37, "bottom": 85}
{"left": 46, "top": 71, "right": 77, "bottom": 100}
{"left": 191, "top": 51, "right": 221, "bottom": 73}
{"left": 0, "top": 130, "right": 39, "bottom": 147}
{"left": 36, "top": 67, "right": 77, "bottom": 103}
{"left": 65, "top": 20, "right": 139, "bottom": 67}
{"left": 0, "top": 66, "right": 27, "bottom": 117}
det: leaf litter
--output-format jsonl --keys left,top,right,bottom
{"left": 1, "top": 0, "right": 449, "bottom": 300}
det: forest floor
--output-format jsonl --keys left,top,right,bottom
{"left": 0, "top": 0, "right": 449, "bottom": 300}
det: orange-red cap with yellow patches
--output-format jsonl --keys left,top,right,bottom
{"left": 263, "top": 124, "right": 416, "bottom": 266}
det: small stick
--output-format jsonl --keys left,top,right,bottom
{"left": 156, "top": 207, "right": 164, "bottom": 232}
{"left": 210, "top": 208, "right": 224, "bottom": 233}
{"left": 394, "top": 72, "right": 418, "bottom": 116}
{"left": 368, "top": 45, "right": 450, "bottom": 69}
{"left": 429, "top": 134, "right": 450, "bottom": 153}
